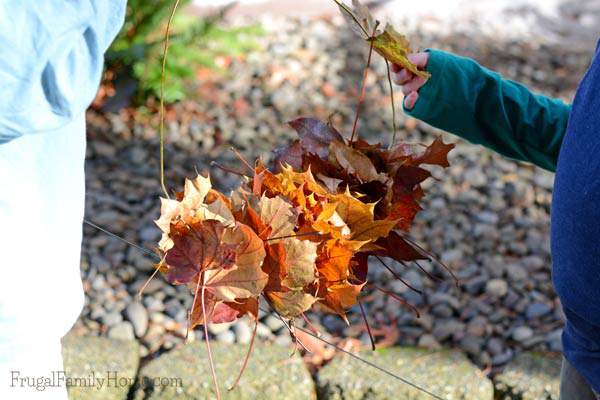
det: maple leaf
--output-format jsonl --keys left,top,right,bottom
{"left": 371, "top": 26, "right": 430, "bottom": 79}
{"left": 288, "top": 117, "right": 345, "bottom": 158}
{"left": 316, "top": 239, "right": 355, "bottom": 282}
{"left": 164, "top": 220, "right": 232, "bottom": 284}
{"left": 280, "top": 238, "right": 318, "bottom": 290}
{"left": 330, "top": 140, "right": 388, "bottom": 184}
{"left": 411, "top": 136, "right": 455, "bottom": 167}
{"left": 334, "top": 0, "right": 429, "bottom": 79}
{"left": 267, "top": 290, "right": 317, "bottom": 319}
{"left": 256, "top": 195, "right": 298, "bottom": 242}
{"left": 330, "top": 188, "right": 397, "bottom": 242}
{"left": 320, "top": 281, "right": 366, "bottom": 322}
{"left": 155, "top": 175, "right": 235, "bottom": 251}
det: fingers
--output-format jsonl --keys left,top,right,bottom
{"left": 407, "top": 53, "right": 429, "bottom": 69}
{"left": 392, "top": 68, "right": 413, "bottom": 85}
{"left": 401, "top": 76, "right": 427, "bottom": 96}
{"left": 404, "top": 91, "right": 419, "bottom": 110}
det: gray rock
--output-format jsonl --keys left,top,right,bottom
{"left": 234, "top": 320, "right": 253, "bottom": 344}
{"left": 494, "top": 352, "right": 561, "bottom": 399}
{"left": 318, "top": 347, "right": 493, "bottom": 399}
{"left": 101, "top": 311, "right": 123, "bottom": 327}
{"left": 512, "top": 326, "right": 534, "bottom": 343}
{"left": 108, "top": 321, "right": 136, "bottom": 341}
{"left": 264, "top": 314, "right": 285, "bottom": 331}
{"left": 216, "top": 330, "right": 236, "bottom": 344}
{"left": 486, "top": 279, "right": 508, "bottom": 297}
{"left": 418, "top": 334, "right": 441, "bottom": 349}
{"left": 134, "top": 342, "right": 314, "bottom": 399}
{"left": 526, "top": 302, "right": 552, "bottom": 319}
{"left": 125, "top": 301, "right": 148, "bottom": 337}
{"left": 61, "top": 334, "right": 139, "bottom": 400}
{"left": 432, "top": 320, "right": 466, "bottom": 341}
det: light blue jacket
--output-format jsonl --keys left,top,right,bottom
{"left": 0, "top": 1, "right": 126, "bottom": 141}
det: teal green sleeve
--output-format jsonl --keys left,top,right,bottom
{"left": 404, "top": 49, "right": 572, "bottom": 172}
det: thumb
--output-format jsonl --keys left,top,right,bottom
{"left": 404, "top": 91, "right": 419, "bottom": 110}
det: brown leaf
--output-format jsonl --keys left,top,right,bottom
{"left": 281, "top": 238, "right": 318, "bottom": 289}
{"left": 330, "top": 140, "right": 387, "bottom": 183}
{"left": 412, "top": 137, "right": 455, "bottom": 167}
{"left": 288, "top": 117, "right": 345, "bottom": 158}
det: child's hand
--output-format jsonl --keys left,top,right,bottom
{"left": 392, "top": 53, "right": 430, "bottom": 110}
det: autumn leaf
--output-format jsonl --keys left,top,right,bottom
{"left": 371, "top": 26, "right": 430, "bottom": 79}
{"left": 320, "top": 281, "right": 366, "bottom": 321}
{"left": 330, "top": 140, "right": 388, "bottom": 184}
{"left": 316, "top": 239, "right": 355, "bottom": 282}
{"left": 334, "top": 0, "right": 429, "bottom": 79}
{"left": 256, "top": 195, "right": 298, "bottom": 241}
{"left": 164, "top": 220, "right": 231, "bottom": 284}
{"left": 411, "top": 136, "right": 455, "bottom": 167}
{"left": 288, "top": 117, "right": 345, "bottom": 158}
{"left": 280, "top": 238, "right": 318, "bottom": 289}
{"left": 330, "top": 188, "right": 397, "bottom": 242}
{"left": 267, "top": 290, "right": 318, "bottom": 319}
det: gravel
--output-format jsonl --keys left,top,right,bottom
{"left": 73, "top": 7, "right": 596, "bottom": 378}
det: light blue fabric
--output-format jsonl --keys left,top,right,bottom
{"left": 0, "top": 0, "right": 126, "bottom": 142}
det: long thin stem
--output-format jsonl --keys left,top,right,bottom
{"left": 358, "top": 298, "right": 376, "bottom": 350}
{"left": 331, "top": 0, "right": 370, "bottom": 38}
{"left": 265, "top": 231, "right": 323, "bottom": 241}
{"left": 201, "top": 275, "right": 221, "bottom": 400}
{"left": 159, "top": 0, "right": 181, "bottom": 199}
{"left": 385, "top": 59, "right": 398, "bottom": 148}
{"left": 211, "top": 161, "right": 248, "bottom": 177}
{"left": 400, "top": 234, "right": 460, "bottom": 286}
{"left": 228, "top": 316, "right": 259, "bottom": 391}
{"left": 137, "top": 258, "right": 165, "bottom": 299}
{"left": 373, "top": 285, "right": 420, "bottom": 318}
{"left": 230, "top": 147, "right": 254, "bottom": 174}
{"left": 350, "top": 21, "right": 379, "bottom": 145}
{"left": 374, "top": 255, "right": 422, "bottom": 295}
{"left": 301, "top": 313, "right": 321, "bottom": 337}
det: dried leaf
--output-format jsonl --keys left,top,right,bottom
{"left": 281, "top": 238, "right": 318, "bottom": 289}
{"left": 267, "top": 290, "right": 318, "bottom": 319}
{"left": 371, "top": 26, "right": 430, "bottom": 79}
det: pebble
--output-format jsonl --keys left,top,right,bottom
{"left": 512, "top": 326, "right": 534, "bottom": 342}
{"left": 125, "top": 301, "right": 148, "bottom": 337}
{"left": 485, "top": 279, "right": 509, "bottom": 297}
{"left": 101, "top": 311, "right": 123, "bottom": 327}
{"left": 76, "top": 15, "right": 588, "bottom": 367}
{"left": 215, "top": 330, "right": 236, "bottom": 344}
{"left": 108, "top": 321, "right": 136, "bottom": 341}
{"left": 526, "top": 302, "right": 552, "bottom": 319}
{"left": 234, "top": 320, "right": 253, "bottom": 344}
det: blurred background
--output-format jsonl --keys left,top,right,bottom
{"left": 74, "top": 0, "right": 600, "bottom": 396}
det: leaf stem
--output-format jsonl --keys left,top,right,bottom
{"left": 358, "top": 298, "right": 376, "bottom": 350}
{"left": 158, "top": 0, "right": 181, "bottom": 199}
{"left": 374, "top": 255, "right": 422, "bottom": 295}
{"left": 228, "top": 316, "right": 258, "bottom": 391}
{"left": 385, "top": 59, "right": 398, "bottom": 149}
{"left": 350, "top": 21, "right": 379, "bottom": 145}
{"left": 202, "top": 275, "right": 221, "bottom": 400}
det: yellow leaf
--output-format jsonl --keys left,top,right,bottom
{"left": 372, "top": 26, "right": 430, "bottom": 79}
{"left": 330, "top": 188, "right": 397, "bottom": 242}
{"left": 267, "top": 291, "right": 317, "bottom": 319}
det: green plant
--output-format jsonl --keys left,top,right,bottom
{"left": 106, "top": 0, "right": 263, "bottom": 104}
